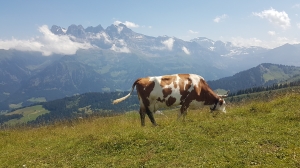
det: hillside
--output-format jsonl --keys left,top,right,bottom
{"left": 208, "top": 63, "right": 300, "bottom": 93}
{"left": 0, "top": 50, "right": 61, "bottom": 102}
{"left": 0, "top": 91, "right": 139, "bottom": 126}
{"left": 0, "top": 89, "right": 300, "bottom": 167}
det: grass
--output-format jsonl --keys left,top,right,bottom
{"left": 4, "top": 105, "right": 49, "bottom": 125}
{"left": 8, "top": 102, "right": 23, "bottom": 109}
{"left": 262, "top": 65, "right": 290, "bottom": 82}
{"left": 0, "top": 92, "right": 300, "bottom": 167}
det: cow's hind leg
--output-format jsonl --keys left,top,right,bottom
{"left": 145, "top": 107, "right": 157, "bottom": 126}
{"left": 178, "top": 105, "right": 188, "bottom": 121}
{"left": 139, "top": 108, "right": 146, "bottom": 126}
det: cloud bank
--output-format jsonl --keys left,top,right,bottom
{"left": 0, "top": 25, "right": 94, "bottom": 56}
{"left": 253, "top": 8, "right": 290, "bottom": 29}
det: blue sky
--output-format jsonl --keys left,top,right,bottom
{"left": 1, "top": 0, "right": 300, "bottom": 50}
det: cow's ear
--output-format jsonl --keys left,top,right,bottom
{"left": 218, "top": 99, "right": 224, "bottom": 105}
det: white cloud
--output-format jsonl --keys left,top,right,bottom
{"left": 88, "top": 32, "right": 112, "bottom": 44}
{"left": 273, "top": 37, "right": 300, "bottom": 46}
{"left": 231, "top": 36, "right": 300, "bottom": 49}
{"left": 0, "top": 25, "right": 94, "bottom": 56}
{"left": 268, "top": 31, "right": 276, "bottom": 36}
{"left": 297, "top": 23, "right": 300, "bottom": 29}
{"left": 150, "top": 46, "right": 165, "bottom": 50}
{"left": 253, "top": 8, "right": 290, "bottom": 29}
{"left": 124, "top": 21, "right": 139, "bottom": 28}
{"left": 213, "top": 14, "right": 228, "bottom": 23}
{"left": 161, "top": 38, "right": 175, "bottom": 50}
{"left": 117, "top": 26, "right": 123, "bottom": 34}
{"left": 188, "top": 30, "right": 198, "bottom": 34}
{"left": 114, "top": 20, "right": 139, "bottom": 28}
{"left": 182, "top": 46, "right": 190, "bottom": 55}
{"left": 117, "top": 39, "right": 126, "bottom": 46}
{"left": 292, "top": 4, "right": 300, "bottom": 8}
{"left": 113, "top": 20, "right": 122, "bottom": 25}
{"left": 231, "top": 37, "right": 263, "bottom": 48}
{"left": 110, "top": 44, "right": 130, "bottom": 53}
{"left": 110, "top": 39, "right": 130, "bottom": 53}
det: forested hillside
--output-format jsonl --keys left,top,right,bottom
{"left": 29, "top": 92, "right": 139, "bottom": 125}
{"left": 229, "top": 78, "right": 300, "bottom": 96}
{"left": 1, "top": 91, "right": 139, "bottom": 126}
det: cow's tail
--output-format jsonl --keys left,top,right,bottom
{"left": 112, "top": 79, "right": 139, "bottom": 104}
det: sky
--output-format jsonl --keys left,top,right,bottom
{"left": 1, "top": 0, "right": 300, "bottom": 55}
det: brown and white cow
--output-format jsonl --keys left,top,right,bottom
{"left": 113, "top": 74, "right": 228, "bottom": 126}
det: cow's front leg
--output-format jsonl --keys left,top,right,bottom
{"left": 145, "top": 107, "right": 157, "bottom": 126}
{"left": 139, "top": 109, "right": 146, "bottom": 126}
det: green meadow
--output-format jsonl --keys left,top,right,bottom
{"left": 0, "top": 90, "right": 300, "bottom": 167}
{"left": 4, "top": 105, "right": 49, "bottom": 125}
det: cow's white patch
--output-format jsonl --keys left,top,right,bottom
{"left": 189, "top": 74, "right": 203, "bottom": 89}
{"left": 215, "top": 101, "right": 227, "bottom": 113}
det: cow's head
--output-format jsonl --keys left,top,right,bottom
{"left": 210, "top": 91, "right": 229, "bottom": 113}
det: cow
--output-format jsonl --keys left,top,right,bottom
{"left": 113, "top": 74, "right": 228, "bottom": 126}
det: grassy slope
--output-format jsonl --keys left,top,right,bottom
{"left": 4, "top": 105, "right": 49, "bottom": 125}
{"left": 262, "top": 65, "right": 288, "bottom": 82}
{"left": 1, "top": 91, "right": 300, "bottom": 167}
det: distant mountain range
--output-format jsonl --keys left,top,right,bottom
{"left": 1, "top": 23, "right": 300, "bottom": 111}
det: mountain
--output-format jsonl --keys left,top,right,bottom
{"left": 191, "top": 37, "right": 268, "bottom": 56}
{"left": 261, "top": 44, "right": 300, "bottom": 66}
{"left": 0, "top": 50, "right": 62, "bottom": 102}
{"left": 51, "top": 24, "right": 300, "bottom": 71}
{"left": 208, "top": 63, "right": 300, "bottom": 93}
{"left": 50, "top": 24, "right": 246, "bottom": 59}
{"left": 5, "top": 56, "right": 112, "bottom": 107}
